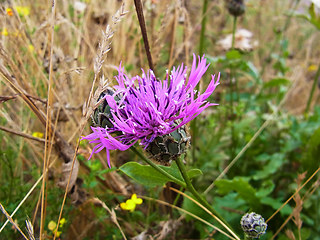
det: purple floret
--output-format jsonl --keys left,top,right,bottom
{"left": 82, "top": 54, "right": 220, "bottom": 168}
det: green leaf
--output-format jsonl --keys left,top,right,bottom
{"left": 215, "top": 177, "right": 260, "bottom": 209}
{"left": 187, "top": 168, "right": 203, "bottom": 179}
{"left": 119, "top": 162, "right": 195, "bottom": 188}
{"left": 256, "top": 180, "right": 275, "bottom": 198}
{"left": 260, "top": 197, "right": 292, "bottom": 215}
{"left": 302, "top": 127, "right": 320, "bottom": 175}
{"left": 120, "top": 162, "right": 172, "bottom": 187}
{"left": 263, "top": 78, "right": 291, "bottom": 88}
{"left": 253, "top": 153, "right": 284, "bottom": 180}
{"left": 226, "top": 50, "right": 242, "bottom": 60}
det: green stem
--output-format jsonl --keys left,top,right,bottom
{"left": 305, "top": 64, "right": 320, "bottom": 115}
{"left": 175, "top": 157, "right": 234, "bottom": 233}
{"left": 230, "top": 16, "right": 238, "bottom": 160}
{"left": 231, "top": 16, "right": 237, "bottom": 49}
{"left": 131, "top": 147, "right": 186, "bottom": 188}
{"left": 199, "top": 0, "right": 209, "bottom": 56}
{"left": 260, "top": 0, "right": 300, "bottom": 77}
{"left": 192, "top": 0, "right": 209, "bottom": 163}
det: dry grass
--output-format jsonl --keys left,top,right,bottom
{"left": 0, "top": 0, "right": 319, "bottom": 239}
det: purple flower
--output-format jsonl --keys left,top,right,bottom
{"left": 82, "top": 54, "right": 220, "bottom": 168}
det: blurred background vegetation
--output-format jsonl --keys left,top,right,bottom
{"left": 0, "top": 0, "right": 320, "bottom": 239}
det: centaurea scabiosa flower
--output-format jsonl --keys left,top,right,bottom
{"left": 82, "top": 54, "right": 220, "bottom": 168}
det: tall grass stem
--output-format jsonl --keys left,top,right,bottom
{"left": 191, "top": 0, "right": 209, "bottom": 162}
{"left": 305, "top": 64, "right": 320, "bottom": 114}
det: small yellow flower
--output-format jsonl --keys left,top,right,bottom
{"left": 32, "top": 132, "right": 44, "bottom": 138}
{"left": 59, "top": 218, "right": 66, "bottom": 227}
{"left": 131, "top": 194, "right": 143, "bottom": 204}
{"left": 120, "top": 194, "right": 143, "bottom": 212}
{"left": 6, "top": 8, "right": 13, "bottom": 16}
{"left": 56, "top": 231, "right": 62, "bottom": 237}
{"left": 15, "top": 6, "right": 30, "bottom": 17}
{"left": 2, "top": 28, "right": 9, "bottom": 36}
{"left": 28, "top": 44, "right": 34, "bottom": 52}
{"left": 308, "top": 64, "right": 318, "bottom": 72}
{"left": 48, "top": 221, "right": 57, "bottom": 231}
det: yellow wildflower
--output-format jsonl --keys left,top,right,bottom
{"left": 6, "top": 8, "right": 13, "bottom": 16}
{"left": 28, "top": 44, "right": 34, "bottom": 52}
{"left": 2, "top": 28, "right": 8, "bottom": 36}
{"left": 48, "top": 220, "right": 62, "bottom": 237}
{"left": 59, "top": 218, "right": 66, "bottom": 227}
{"left": 120, "top": 194, "right": 143, "bottom": 212}
{"left": 48, "top": 221, "right": 56, "bottom": 231}
{"left": 15, "top": 6, "right": 30, "bottom": 17}
{"left": 308, "top": 64, "right": 318, "bottom": 72}
{"left": 32, "top": 132, "right": 44, "bottom": 138}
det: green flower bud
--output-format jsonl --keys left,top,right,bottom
{"left": 145, "top": 123, "right": 190, "bottom": 165}
{"left": 240, "top": 212, "right": 267, "bottom": 239}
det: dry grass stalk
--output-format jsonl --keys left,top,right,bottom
{"left": 0, "top": 203, "right": 29, "bottom": 240}
{"left": 292, "top": 172, "right": 306, "bottom": 240}
{"left": 89, "top": 198, "right": 127, "bottom": 240}
{"left": 84, "top": 3, "right": 128, "bottom": 121}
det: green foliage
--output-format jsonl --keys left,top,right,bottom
{"left": 215, "top": 177, "right": 260, "bottom": 210}
{"left": 294, "top": 3, "right": 320, "bottom": 30}
{"left": 119, "top": 161, "right": 202, "bottom": 188}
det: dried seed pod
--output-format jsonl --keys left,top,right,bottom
{"left": 240, "top": 212, "right": 267, "bottom": 239}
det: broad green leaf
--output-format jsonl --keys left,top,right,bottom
{"left": 260, "top": 197, "right": 292, "bottom": 215}
{"left": 215, "top": 177, "right": 260, "bottom": 209}
{"left": 256, "top": 180, "right": 275, "bottom": 198}
{"left": 226, "top": 50, "right": 242, "bottom": 60}
{"left": 253, "top": 153, "right": 284, "bottom": 180}
{"left": 302, "top": 127, "right": 320, "bottom": 174}
{"left": 263, "top": 78, "right": 290, "bottom": 88}
{"left": 120, "top": 162, "right": 199, "bottom": 187}
{"left": 119, "top": 162, "right": 175, "bottom": 187}
{"left": 187, "top": 168, "right": 203, "bottom": 179}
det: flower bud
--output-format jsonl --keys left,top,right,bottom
{"left": 91, "top": 88, "right": 121, "bottom": 129}
{"left": 145, "top": 123, "right": 190, "bottom": 164}
{"left": 225, "top": 0, "right": 245, "bottom": 17}
{"left": 240, "top": 212, "right": 267, "bottom": 239}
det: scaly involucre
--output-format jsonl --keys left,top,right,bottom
{"left": 82, "top": 54, "right": 220, "bottom": 167}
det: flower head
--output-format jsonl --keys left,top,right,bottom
{"left": 82, "top": 54, "right": 220, "bottom": 167}
{"left": 240, "top": 212, "right": 267, "bottom": 239}
{"left": 2, "top": 28, "right": 9, "bottom": 36}
{"left": 32, "top": 132, "right": 44, "bottom": 138}
{"left": 225, "top": 0, "right": 245, "bottom": 17}
{"left": 120, "top": 194, "right": 143, "bottom": 212}
{"left": 6, "top": 8, "right": 13, "bottom": 16}
{"left": 15, "top": 6, "right": 30, "bottom": 17}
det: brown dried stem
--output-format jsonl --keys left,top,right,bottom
{"left": 134, "top": 0, "right": 154, "bottom": 71}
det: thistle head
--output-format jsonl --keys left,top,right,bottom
{"left": 82, "top": 54, "right": 220, "bottom": 168}
{"left": 240, "top": 212, "right": 267, "bottom": 239}
{"left": 225, "top": 0, "right": 245, "bottom": 17}
{"left": 145, "top": 122, "right": 190, "bottom": 164}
